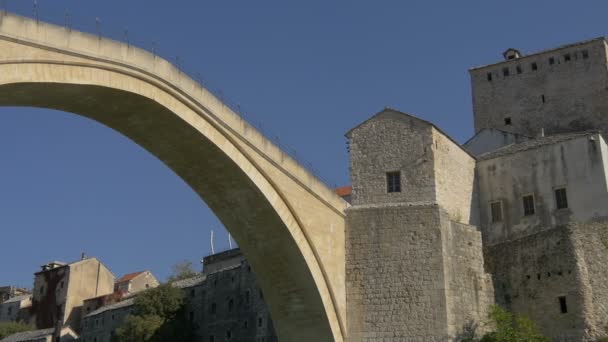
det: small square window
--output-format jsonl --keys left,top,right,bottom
{"left": 504, "top": 117, "right": 512, "bottom": 125}
{"left": 487, "top": 72, "right": 493, "bottom": 81}
{"left": 531, "top": 62, "right": 538, "bottom": 71}
{"left": 564, "top": 53, "right": 571, "bottom": 62}
{"left": 386, "top": 171, "right": 401, "bottom": 193}
{"left": 555, "top": 188, "right": 568, "bottom": 209}
{"left": 582, "top": 50, "right": 589, "bottom": 59}
{"left": 490, "top": 201, "right": 503, "bottom": 223}
{"left": 558, "top": 296, "right": 568, "bottom": 313}
{"left": 523, "top": 194, "right": 535, "bottom": 216}
{"left": 502, "top": 67, "right": 510, "bottom": 77}
{"left": 516, "top": 65, "right": 522, "bottom": 74}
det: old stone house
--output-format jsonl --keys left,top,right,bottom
{"left": 0, "top": 294, "right": 31, "bottom": 323}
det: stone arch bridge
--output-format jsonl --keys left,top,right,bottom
{"left": 0, "top": 13, "right": 347, "bottom": 342}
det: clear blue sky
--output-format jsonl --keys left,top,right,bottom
{"left": 1, "top": 1, "right": 605, "bottom": 288}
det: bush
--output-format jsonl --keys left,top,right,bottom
{"left": 479, "top": 305, "right": 548, "bottom": 342}
{"left": 0, "top": 322, "right": 35, "bottom": 339}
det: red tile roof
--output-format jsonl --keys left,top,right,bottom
{"left": 115, "top": 271, "right": 145, "bottom": 283}
{"left": 335, "top": 186, "right": 352, "bottom": 197}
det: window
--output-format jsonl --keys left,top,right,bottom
{"left": 258, "top": 317, "right": 263, "bottom": 327}
{"left": 226, "top": 330, "right": 232, "bottom": 339}
{"left": 189, "top": 311, "right": 194, "bottom": 322}
{"left": 582, "top": 50, "right": 589, "bottom": 59}
{"left": 502, "top": 67, "right": 510, "bottom": 77}
{"left": 209, "top": 335, "right": 215, "bottom": 342}
{"left": 516, "top": 65, "right": 522, "bottom": 74}
{"left": 523, "top": 194, "right": 535, "bottom": 216}
{"left": 541, "top": 94, "right": 545, "bottom": 103}
{"left": 564, "top": 53, "right": 571, "bottom": 62}
{"left": 386, "top": 171, "right": 401, "bottom": 193}
{"left": 490, "top": 201, "right": 503, "bottom": 223}
{"left": 228, "top": 299, "right": 234, "bottom": 312}
{"left": 60, "top": 281, "right": 64, "bottom": 289}
{"left": 487, "top": 72, "right": 493, "bottom": 81}
{"left": 504, "top": 117, "right": 512, "bottom": 125}
{"left": 555, "top": 188, "right": 568, "bottom": 209}
{"left": 259, "top": 290, "right": 264, "bottom": 300}
{"left": 210, "top": 303, "right": 216, "bottom": 314}
{"left": 531, "top": 62, "right": 538, "bottom": 71}
{"left": 244, "top": 320, "right": 248, "bottom": 328}
{"left": 40, "top": 286, "right": 44, "bottom": 295}
{"left": 245, "top": 290, "right": 250, "bottom": 304}
{"left": 558, "top": 296, "right": 568, "bottom": 313}
{"left": 549, "top": 57, "right": 555, "bottom": 65}
{"left": 190, "top": 289, "right": 195, "bottom": 298}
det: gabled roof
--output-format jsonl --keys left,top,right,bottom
{"left": 345, "top": 107, "right": 476, "bottom": 159}
{"left": 85, "top": 298, "right": 136, "bottom": 318}
{"left": 116, "top": 271, "right": 146, "bottom": 284}
{"left": 478, "top": 130, "right": 600, "bottom": 160}
{"left": 1, "top": 294, "right": 30, "bottom": 304}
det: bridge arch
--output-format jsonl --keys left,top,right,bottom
{"left": 0, "top": 13, "right": 346, "bottom": 342}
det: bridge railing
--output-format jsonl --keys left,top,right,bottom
{"left": 0, "top": 2, "right": 339, "bottom": 190}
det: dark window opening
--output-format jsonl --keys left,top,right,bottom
{"left": 537, "top": 273, "right": 541, "bottom": 280}
{"left": 258, "top": 317, "right": 263, "bottom": 327}
{"left": 526, "top": 275, "right": 531, "bottom": 280}
{"left": 490, "top": 201, "right": 503, "bottom": 223}
{"left": 228, "top": 299, "right": 234, "bottom": 312}
{"left": 190, "top": 289, "right": 195, "bottom": 298}
{"left": 245, "top": 290, "right": 250, "bottom": 304}
{"left": 503, "top": 67, "right": 510, "bottom": 77}
{"left": 547, "top": 272, "right": 551, "bottom": 277}
{"left": 523, "top": 195, "right": 535, "bottom": 216}
{"left": 226, "top": 330, "right": 232, "bottom": 339}
{"left": 516, "top": 65, "right": 522, "bottom": 74}
{"left": 209, "top": 335, "right": 215, "bottom": 342}
{"left": 244, "top": 320, "right": 248, "bottom": 328}
{"left": 189, "top": 311, "right": 194, "bottom": 322}
{"left": 564, "top": 53, "right": 571, "bottom": 62}
{"left": 559, "top": 296, "right": 568, "bottom": 313}
{"left": 549, "top": 57, "right": 555, "bottom": 65}
{"left": 487, "top": 72, "right": 493, "bottom": 81}
{"left": 541, "top": 94, "right": 545, "bottom": 103}
{"left": 386, "top": 171, "right": 401, "bottom": 193}
{"left": 582, "top": 50, "right": 589, "bottom": 59}
{"left": 60, "top": 281, "right": 64, "bottom": 289}
{"left": 210, "top": 303, "right": 216, "bottom": 314}
{"left": 504, "top": 117, "right": 512, "bottom": 125}
{"left": 555, "top": 188, "right": 568, "bottom": 209}
{"left": 259, "top": 290, "right": 264, "bottom": 300}
{"left": 531, "top": 62, "right": 538, "bottom": 71}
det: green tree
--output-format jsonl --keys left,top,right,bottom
{"left": 0, "top": 322, "right": 35, "bottom": 339}
{"left": 166, "top": 260, "right": 198, "bottom": 282}
{"left": 479, "top": 305, "right": 548, "bottom": 342}
{"left": 114, "top": 284, "right": 193, "bottom": 342}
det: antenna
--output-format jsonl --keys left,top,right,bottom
{"left": 210, "top": 230, "right": 215, "bottom": 255}
{"left": 228, "top": 233, "right": 233, "bottom": 249}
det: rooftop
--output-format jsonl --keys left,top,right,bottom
{"left": 335, "top": 186, "right": 352, "bottom": 198}
{"left": 1, "top": 294, "right": 31, "bottom": 304}
{"left": 0, "top": 328, "right": 54, "bottom": 342}
{"left": 478, "top": 131, "right": 600, "bottom": 160}
{"left": 116, "top": 271, "right": 146, "bottom": 284}
{"left": 85, "top": 298, "right": 135, "bottom": 317}
{"left": 172, "top": 275, "right": 206, "bottom": 289}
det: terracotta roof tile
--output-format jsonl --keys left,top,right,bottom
{"left": 335, "top": 186, "right": 352, "bottom": 197}
{"left": 116, "top": 271, "right": 145, "bottom": 284}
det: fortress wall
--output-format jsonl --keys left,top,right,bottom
{"left": 442, "top": 219, "right": 494, "bottom": 339}
{"left": 345, "top": 204, "right": 448, "bottom": 342}
{"left": 484, "top": 225, "right": 590, "bottom": 341}
{"left": 470, "top": 39, "right": 608, "bottom": 137}
{"left": 432, "top": 128, "right": 479, "bottom": 225}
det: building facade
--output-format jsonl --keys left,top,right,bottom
{"left": 0, "top": 294, "right": 31, "bottom": 323}
{"left": 30, "top": 258, "right": 115, "bottom": 334}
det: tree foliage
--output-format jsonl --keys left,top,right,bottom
{"left": 166, "top": 260, "right": 198, "bottom": 283}
{"left": 0, "top": 322, "right": 35, "bottom": 339}
{"left": 478, "top": 305, "right": 548, "bottom": 342}
{"left": 113, "top": 284, "right": 192, "bottom": 342}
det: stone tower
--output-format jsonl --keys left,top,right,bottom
{"left": 470, "top": 38, "right": 608, "bottom": 137}
{"left": 345, "top": 109, "right": 493, "bottom": 341}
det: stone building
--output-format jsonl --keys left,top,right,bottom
{"left": 0, "top": 294, "right": 31, "bottom": 323}
{"left": 195, "top": 248, "right": 278, "bottom": 342}
{"left": 113, "top": 271, "right": 159, "bottom": 295}
{"left": 0, "top": 287, "right": 29, "bottom": 304}
{"left": 345, "top": 37, "right": 608, "bottom": 341}
{"left": 80, "top": 298, "right": 135, "bottom": 342}
{"left": 30, "top": 258, "right": 114, "bottom": 334}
